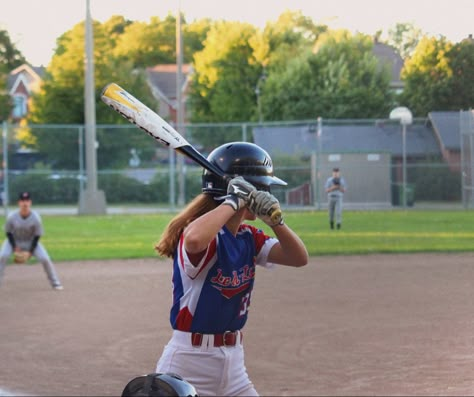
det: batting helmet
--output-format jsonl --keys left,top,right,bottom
{"left": 121, "top": 373, "right": 198, "bottom": 397}
{"left": 202, "top": 142, "right": 287, "bottom": 196}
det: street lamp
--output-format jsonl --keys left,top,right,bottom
{"left": 389, "top": 106, "right": 413, "bottom": 208}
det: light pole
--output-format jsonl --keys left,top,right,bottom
{"left": 79, "top": 0, "right": 106, "bottom": 214}
{"left": 390, "top": 106, "right": 412, "bottom": 208}
{"left": 176, "top": 1, "right": 185, "bottom": 207}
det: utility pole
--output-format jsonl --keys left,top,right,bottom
{"left": 2, "top": 121, "right": 9, "bottom": 216}
{"left": 176, "top": 2, "right": 185, "bottom": 207}
{"left": 79, "top": 0, "right": 106, "bottom": 214}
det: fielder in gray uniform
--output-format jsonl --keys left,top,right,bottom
{"left": 0, "top": 191, "right": 63, "bottom": 290}
{"left": 325, "top": 167, "right": 347, "bottom": 230}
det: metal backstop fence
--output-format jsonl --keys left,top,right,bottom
{"left": 0, "top": 114, "right": 468, "bottom": 212}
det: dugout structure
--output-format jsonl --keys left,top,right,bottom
{"left": 460, "top": 110, "right": 474, "bottom": 208}
{"left": 311, "top": 151, "right": 392, "bottom": 209}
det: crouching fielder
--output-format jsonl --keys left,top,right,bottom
{"left": 154, "top": 142, "right": 308, "bottom": 396}
{"left": 0, "top": 191, "right": 63, "bottom": 290}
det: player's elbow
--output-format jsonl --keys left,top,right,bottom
{"left": 292, "top": 249, "right": 309, "bottom": 267}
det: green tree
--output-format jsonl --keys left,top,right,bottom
{"left": 113, "top": 14, "right": 211, "bottom": 68}
{"left": 183, "top": 18, "right": 213, "bottom": 60}
{"left": 400, "top": 36, "right": 454, "bottom": 116}
{"left": 102, "top": 15, "right": 133, "bottom": 40}
{"left": 113, "top": 15, "right": 177, "bottom": 67}
{"left": 28, "top": 19, "right": 156, "bottom": 169}
{"left": 189, "top": 21, "right": 261, "bottom": 125}
{"left": 386, "top": 22, "right": 424, "bottom": 60}
{"left": 444, "top": 38, "right": 474, "bottom": 110}
{"left": 262, "top": 10, "right": 327, "bottom": 72}
{"left": 261, "top": 30, "right": 394, "bottom": 120}
{"left": 0, "top": 29, "right": 26, "bottom": 73}
{"left": 0, "top": 29, "right": 26, "bottom": 121}
{"left": 188, "top": 11, "right": 327, "bottom": 132}
{"left": 0, "top": 73, "right": 11, "bottom": 121}
{"left": 401, "top": 36, "right": 474, "bottom": 115}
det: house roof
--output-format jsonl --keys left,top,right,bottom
{"left": 372, "top": 42, "right": 404, "bottom": 88}
{"left": 253, "top": 122, "right": 440, "bottom": 158}
{"left": 428, "top": 111, "right": 461, "bottom": 150}
{"left": 7, "top": 64, "right": 45, "bottom": 93}
{"left": 146, "top": 64, "right": 192, "bottom": 106}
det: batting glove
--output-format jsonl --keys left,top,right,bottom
{"left": 222, "top": 176, "right": 257, "bottom": 212}
{"left": 249, "top": 191, "right": 284, "bottom": 227}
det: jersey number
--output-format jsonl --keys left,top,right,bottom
{"left": 239, "top": 292, "right": 251, "bottom": 316}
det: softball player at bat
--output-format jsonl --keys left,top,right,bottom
{"left": 0, "top": 191, "right": 63, "bottom": 290}
{"left": 154, "top": 142, "right": 308, "bottom": 396}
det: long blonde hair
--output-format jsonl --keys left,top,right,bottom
{"left": 155, "top": 194, "right": 219, "bottom": 258}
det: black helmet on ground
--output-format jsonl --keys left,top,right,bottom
{"left": 121, "top": 372, "right": 199, "bottom": 397}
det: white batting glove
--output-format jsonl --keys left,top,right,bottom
{"left": 248, "top": 191, "right": 284, "bottom": 226}
{"left": 222, "top": 176, "right": 257, "bottom": 212}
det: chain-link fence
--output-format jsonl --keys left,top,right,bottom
{"left": 461, "top": 110, "right": 474, "bottom": 208}
{"left": 0, "top": 114, "right": 468, "bottom": 212}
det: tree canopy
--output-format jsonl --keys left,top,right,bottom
{"left": 3, "top": 11, "right": 472, "bottom": 129}
{"left": 260, "top": 30, "right": 393, "bottom": 120}
{"left": 0, "top": 29, "right": 26, "bottom": 121}
{"left": 188, "top": 10, "right": 328, "bottom": 129}
{"left": 27, "top": 19, "right": 156, "bottom": 169}
{"left": 401, "top": 35, "right": 474, "bottom": 116}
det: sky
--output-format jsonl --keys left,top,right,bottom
{"left": 1, "top": 0, "right": 473, "bottom": 66}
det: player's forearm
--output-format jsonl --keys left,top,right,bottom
{"left": 6, "top": 232, "right": 16, "bottom": 250}
{"left": 183, "top": 204, "right": 235, "bottom": 253}
{"left": 268, "top": 224, "right": 308, "bottom": 267}
{"left": 29, "top": 236, "right": 40, "bottom": 253}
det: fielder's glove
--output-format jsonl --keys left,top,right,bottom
{"left": 248, "top": 191, "right": 284, "bottom": 227}
{"left": 222, "top": 176, "right": 257, "bottom": 211}
{"left": 14, "top": 251, "right": 30, "bottom": 264}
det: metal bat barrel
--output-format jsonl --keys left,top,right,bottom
{"left": 101, "top": 83, "right": 188, "bottom": 149}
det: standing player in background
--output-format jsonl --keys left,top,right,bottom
{"left": 0, "top": 192, "right": 63, "bottom": 290}
{"left": 325, "top": 167, "right": 347, "bottom": 230}
{"left": 154, "top": 142, "right": 308, "bottom": 396}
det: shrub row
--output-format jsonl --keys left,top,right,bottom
{"left": 8, "top": 170, "right": 203, "bottom": 205}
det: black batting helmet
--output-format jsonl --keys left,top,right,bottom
{"left": 121, "top": 373, "right": 198, "bottom": 397}
{"left": 202, "top": 142, "right": 287, "bottom": 196}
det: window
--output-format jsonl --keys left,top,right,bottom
{"left": 12, "top": 95, "right": 27, "bottom": 119}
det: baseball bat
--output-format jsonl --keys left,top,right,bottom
{"left": 101, "top": 82, "right": 225, "bottom": 178}
{"left": 101, "top": 83, "right": 282, "bottom": 224}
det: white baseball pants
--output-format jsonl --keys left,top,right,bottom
{"left": 156, "top": 330, "right": 258, "bottom": 396}
{"left": 0, "top": 239, "right": 62, "bottom": 287}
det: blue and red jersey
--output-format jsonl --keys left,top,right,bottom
{"left": 170, "top": 223, "right": 278, "bottom": 334}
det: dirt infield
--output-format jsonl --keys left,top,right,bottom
{"left": 1, "top": 253, "right": 474, "bottom": 396}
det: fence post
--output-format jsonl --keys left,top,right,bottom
{"left": 2, "top": 121, "right": 8, "bottom": 216}
{"left": 311, "top": 151, "right": 317, "bottom": 209}
{"left": 316, "top": 117, "right": 323, "bottom": 210}
{"left": 169, "top": 147, "right": 176, "bottom": 210}
{"left": 242, "top": 123, "right": 247, "bottom": 142}
{"left": 78, "top": 126, "right": 85, "bottom": 194}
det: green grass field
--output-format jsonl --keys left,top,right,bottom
{"left": 3, "top": 210, "right": 472, "bottom": 262}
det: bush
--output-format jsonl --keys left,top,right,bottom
{"left": 148, "top": 169, "right": 202, "bottom": 204}
{"left": 409, "top": 163, "right": 461, "bottom": 201}
{"left": 9, "top": 173, "right": 79, "bottom": 204}
{"left": 98, "top": 173, "right": 160, "bottom": 204}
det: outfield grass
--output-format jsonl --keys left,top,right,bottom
{"left": 2, "top": 210, "right": 473, "bottom": 262}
